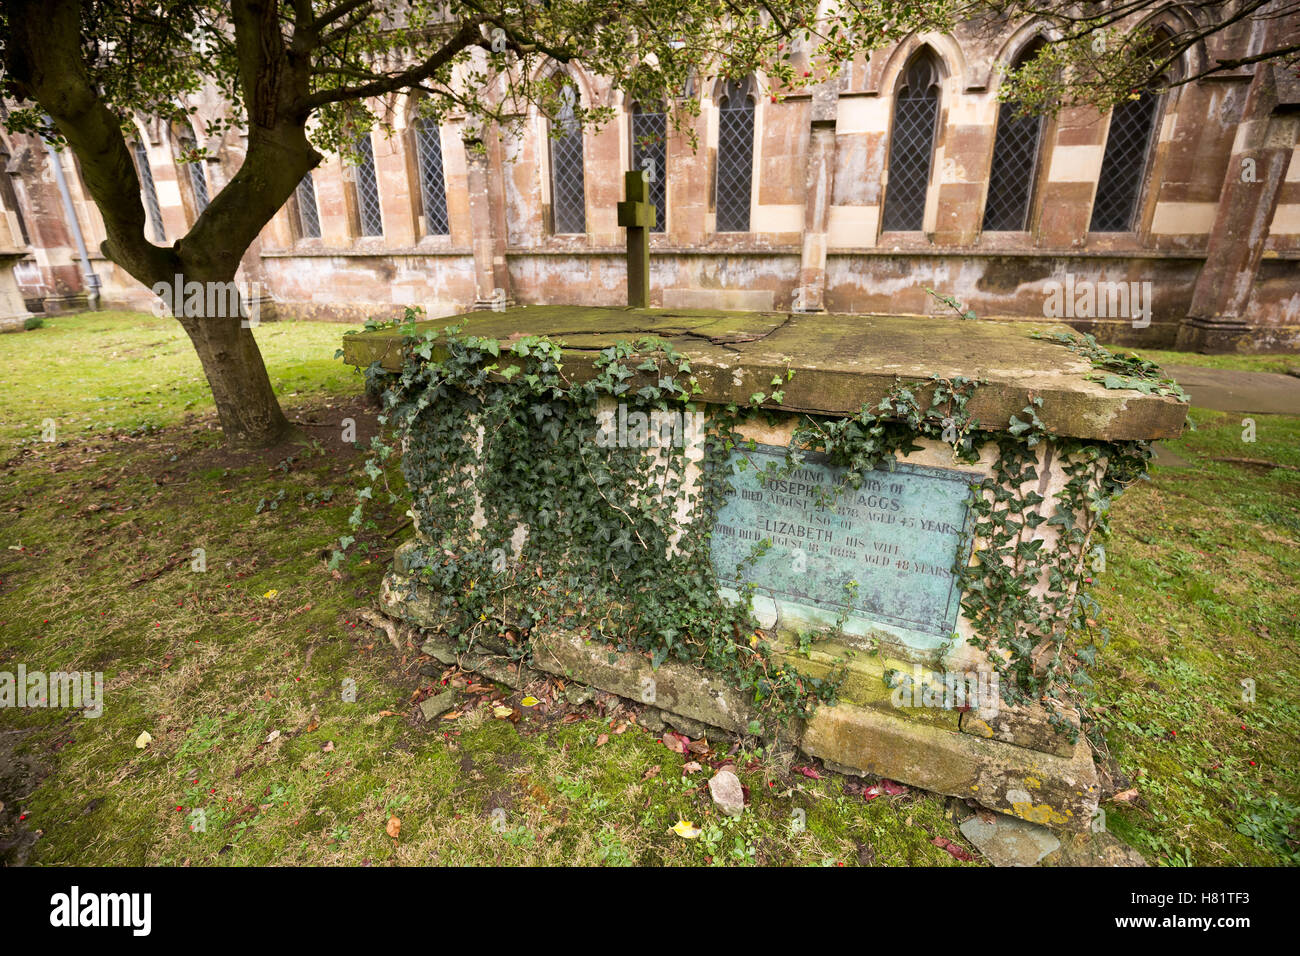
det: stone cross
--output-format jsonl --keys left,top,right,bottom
{"left": 617, "top": 169, "right": 656, "bottom": 308}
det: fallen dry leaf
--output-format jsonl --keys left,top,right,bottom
{"left": 1111, "top": 787, "right": 1140, "bottom": 803}
{"left": 642, "top": 765, "right": 661, "bottom": 781}
{"left": 932, "top": 836, "right": 974, "bottom": 862}
{"left": 386, "top": 816, "right": 401, "bottom": 839}
{"left": 683, "top": 761, "right": 702, "bottom": 774}
{"left": 595, "top": 733, "right": 609, "bottom": 747}
{"left": 662, "top": 733, "right": 688, "bottom": 754}
{"left": 670, "top": 819, "right": 701, "bottom": 839}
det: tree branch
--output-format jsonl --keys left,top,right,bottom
{"left": 1, "top": 0, "right": 178, "bottom": 285}
{"left": 178, "top": 0, "right": 320, "bottom": 278}
{"left": 295, "top": 16, "right": 488, "bottom": 114}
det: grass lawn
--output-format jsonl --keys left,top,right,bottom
{"left": 1130, "top": 347, "right": 1300, "bottom": 376}
{"left": 0, "top": 311, "right": 1296, "bottom": 866}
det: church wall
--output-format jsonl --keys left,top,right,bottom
{"left": 5, "top": 14, "right": 1298, "bottom": 351}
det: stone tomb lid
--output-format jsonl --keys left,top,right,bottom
{"left": 342, "top": 305, "right": 1187, "bottom": 441}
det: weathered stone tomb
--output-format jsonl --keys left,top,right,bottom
{"left": 343, "top": 305, "right": 1187, "bottom": 831}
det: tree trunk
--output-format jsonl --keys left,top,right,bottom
{"left": 179, "top": 311, "right": 293, "bottom": 448}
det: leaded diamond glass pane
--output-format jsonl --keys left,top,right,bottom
{"left": 882, "top": 58, "right": 940, "bottom": 232}
{"left": 715, "top": 79, "right": 753, "bottom": 232}
{"left": 632, "top": 107, "right": 667, "bottom": 233}
{"left": 132, "top": 141, "right": 166, "bottom": 243}
{"left": 353, "top": 134, "right": 383, "bottom": 236}
{"left": 1090, "top": 92, "right": 1158, "bottom": 232}
{"left": 550, "top": 104, "right": 586, "bottom": 234}
{"left": 415, "top": 121, "right": 449, "bottom": 236}
{"left": 983, "top": 100, "right": 1043, "bottom": 231}
{"left": 177, "top": 131, "right": 210, "bottom": 214}
{"left": 296, "top": 173, "right": 321, "bottom": 239}
{"left": 189, "top": 160, "right": 209, "bottom": 212}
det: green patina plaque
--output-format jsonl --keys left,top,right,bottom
{"left": 710, "top": 444, "right": 974, "bottom": 644}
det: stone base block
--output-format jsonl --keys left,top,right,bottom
{"left": 799, "top": 696, "right": 1098, "bottom": 831}
{"left": 767, "top": 633, "right": 1079, "bottom": 758}
{"left": 530, "top": 626, "right": 766, "bottom": 738}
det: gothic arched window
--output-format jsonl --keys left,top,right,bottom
{"left": 715, "top": 77, "right": 754, "bottom": 232}
{"left": 882, "top": 53, "right": 942, "bottom": 232}
{"left": 1089, "top": 93, "right": 1160, "bottom": 232}
{"left": 1090, "top": 28, "right": 1176, "bottom": 232}
{"left": 549, "top": 80, "right": 586, "bottom": 234}
{"left": 351, "top": 132, "right": 383, "bottom": 237}
{"left": 174, "top": 125, "right": 209, "bottom": 215}
{"left": 131, "top": 139, "right": 166, "bottom": 243}
{"left": 413, "top": 118, "right": 449, "bottom": 236}
{"left": 293, "top": 172, "right": 321, "bottom": 240}
{"left": 631, "top": 101, "right": 667, "bottom": 233}
{"left": 983, "top": 41, "right": 1046, "bottom": 232}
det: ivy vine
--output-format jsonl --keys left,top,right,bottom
{"left": 1034, "top": 330, "right": 1190, "bottom": 401}
{"left": 341, "top": 309, "right": 840, "bottom": 720}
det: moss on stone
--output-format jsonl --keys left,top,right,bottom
{"left": 342, "top": 307, "right": 1188, "bottom": 441}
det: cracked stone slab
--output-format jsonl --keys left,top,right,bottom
{"left": 960, "top": 814, "right": 1061, "bottom": 867}
{"left": 343, "top": 305, "right": 1187, "bottom": 440}
{"left": 1041, "top": 829, "right": 1147, "bottom": 867}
